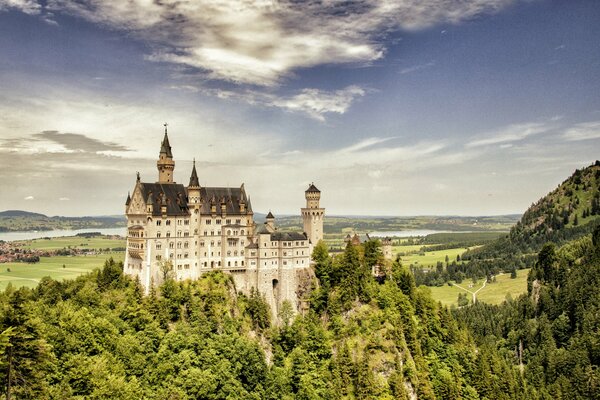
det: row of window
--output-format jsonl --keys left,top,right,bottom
{"left": 156, "top": 219, "right": 190, "bottom": 226}
{"left": 206, "top": 218, "right": 242, "bottom": 225}
{"left": 263, "top": 241, "right": 306, "bottom": 247}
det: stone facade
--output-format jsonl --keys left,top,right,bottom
{"left": 124, "top": 128, "right": 324, "bottom": 316}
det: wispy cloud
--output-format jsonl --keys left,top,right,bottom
{"left": 24, "top": 195, "right": 34, "bottom": 200}
{"left": 0, "top": 0, "right": 40, "bottom": 15}
{"left": 30, "top": 0, "right": 516, "bottom": 87}
{"left": 400, "top": 61, "right": 435, "bottom": 74}
{"left": 466, "top": 122, "right": 552, "bottom": 148}
{"left": 562, "top": 121, "right": 600, "bottom": 141}
{"left": 187, "top": 85, "right": 365, "bottom": 121}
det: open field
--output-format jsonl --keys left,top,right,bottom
{"left": 399, "top": 246, "right": 480, "bottom": 266}
{"left": 428, "top": 269, "right": 530, "bottom": 307}
{"left": 0, "top": 253, "right": 125, "bottom": 291}
{"left": 17, "top": 235, "right": 126, "bottom": 251}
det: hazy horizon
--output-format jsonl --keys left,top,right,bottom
{"left": 1, "top": 1, "right": 599, "bottom": 217}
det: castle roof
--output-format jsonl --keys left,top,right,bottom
{"left": 306, "top": 183, "right": 320, "bottom": 193}
{"left": 270, "top": 231, "right": 307, "bottom": 242}
{"left": 160, "top": 130, "right": 173, "bottom": 158}
{"left": 139, "top": 182, "right": 189, "bottom": 216}
{"left": 257, "top": 225, "right": 271, "bottom": 234}
{"left": 189, "top": 160, "right": 200, "bottom": 187}
{"left": 266, "top": 211, "right": 275, "bottom": 219}
{"left": 197, "top": 186, "right": 252, "bottom": 215}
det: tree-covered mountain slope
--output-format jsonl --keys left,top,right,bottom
{"left": 456, "top": 226, "right": 600, "bottom": 399}
{"left": 463, "top": 160, "right": 600, "bottom": 264}
{"left": 0, "top": 241, "right": 548, "bottom": 399}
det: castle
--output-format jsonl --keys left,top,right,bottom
{"left": 123, "top": 126, "right": 324, "bottom": 315}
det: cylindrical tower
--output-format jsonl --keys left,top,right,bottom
{"left": 301, "top": 183, "right": 325, "bottom": 246}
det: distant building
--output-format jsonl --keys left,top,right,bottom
{"left": 343, "top": 232, "right": 393, "bottom": 277}
{"left": 124, "top": 126, "right": 324, "bottom": 315}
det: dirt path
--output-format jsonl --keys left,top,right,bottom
{"left": 452, "top": 279, "right": 487, "bottom": 303}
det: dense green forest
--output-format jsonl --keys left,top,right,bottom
{"left": 1, "top": 229, "right": 599, "bottom": 398}
{"left": 456, "top": 226, "right": 600, "bottom": 398}
{"left": 0, "top": 240, "right": 540, "bottom": 399}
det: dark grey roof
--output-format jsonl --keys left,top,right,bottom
{"left": 125, "top": 192, "right": 131, "bottom": 206}
{"left": 198, "top": 186, "right": 251, "bottom": 215}
{"left": 266, "top": 211, "right": 275, "bottom": 219}
{"left": 139, "top": 182, "right": 189, "bottom": 216}
{"left": 160, "top": 130, "right": 173, "bottom": 158}
{"left": 306, "top": 183, "right": 320, "bottom": 193}
{"left": 270, "top": 231, "right": 307, "bottom": 241}
{"left": 257, "top": 225, "right": 271, "bottom": 234}
{"left": 189, "top": 160, "right": 200, "bottom": 187}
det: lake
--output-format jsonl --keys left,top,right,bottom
{"left": 0, "top": 227, "right": 126, "bottom": 242}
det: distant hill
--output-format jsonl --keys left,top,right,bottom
{"left": 0, "top": 210, "right": 48, "bottom": 218}
{"left": 0, "top": 210, "right": 126, "bottom": 232}
{"left": 464, "top": 160, "right": 600, "bottom": 263}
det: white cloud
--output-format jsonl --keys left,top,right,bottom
{"left": 40, "top": 0, "right": 514, "bottom": 87}
{"left": 59, "top": 197, "right": 70, "bottom": 201}
{"left": 400, "top": 61, "right": 436, "bottom": 74}
{"left": 466, "top": 122, "right": 552, "bottom": 148}
{"left": 0, "top": 0, "right": 40, "bottom": 15}
{"left": 24, "top": 195, "right": 34, "bottom": 200}
{"left": 562, "top": 121, "right": 600, "bottom": 141}
{"left": 192, "top": 85, "right": 365, "bottom": 121}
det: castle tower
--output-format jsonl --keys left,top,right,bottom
{"left": 188, "top": 159, "right": 201, "bottom": 205}
{"left": 301, "top": 183, "right": 325, "bottom": 245}
{"left": 265, "top": 211, "right": 275, "bottom": 232}
{"left": 157, "top": 123, "right": 175, "bottom": 183}
{"left": 382, "top": 237, "right": 393, "bottom": 261}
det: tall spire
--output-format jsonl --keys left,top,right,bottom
{"left": 189, "top": 158, "right": 200, "bottom": 187}
{"left": 157, "top": 123, "right": 175, "bottom": 183}
{"left": 160, "top": 123, "right": 173, "bottom": 158}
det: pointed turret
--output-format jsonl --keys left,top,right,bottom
{"left": 125, "top": 192, "right": 131, "bottom": 206}
{"left": 187, "top": 158, "right": 201, "bottom": 206}
{"left": 157, "top": 123, "right": 175, "bottom": 183}
{"left": 265, "top": 211, "right": 275, "bottom": 232}
{"left": 160, "top": 127, "right": 173, "bottom": 158}
{"left": 189, "top": 159, "right": 200, "bottom": 187}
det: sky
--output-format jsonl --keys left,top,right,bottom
{"left": 0, "top": 0, "right": 599, "bottom": 217}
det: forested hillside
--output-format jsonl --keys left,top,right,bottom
{"left": 458, "top": 161, "right": 600, "bottom": 277}
{"left": 456, "top": 226, "right": 600, "bottom": 398}
{"left": 0, "top": 210, "right": 125, "bottom": 232}
{"left": 0, "top": 242, "right": 543, "bottom": 399}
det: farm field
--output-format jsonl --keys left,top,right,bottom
{"left": 427, "top": 268, "right": 530, "bottom": 307}
{"left": 398, "top": 246, "right": 480, "bottom": 267}
{"left": 16, "top": 235, "right": 125, "bottom": 251}
{"left": 0, "top": 253, "right": 125, "bottom": 291}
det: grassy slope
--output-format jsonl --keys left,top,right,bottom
{"left": 0, "top": 253, "right": 125, "bottom": 290}
{"left": 428, "top": 268, "right": 530, "bottom": 307}
{"left": 400, "top": 246, "right": 480, "bottom": 266}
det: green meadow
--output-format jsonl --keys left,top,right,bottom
{"left": 0, "top": 253, "right": 125, "bottom": 291}
{"left": 398, "top": 246, "right": 480, "bottom": 266}
{"left": 17, "top": 235, "right": 126, "bottom": 251}
{"left": 427, "top": 269, "right": 530, "bottom": 307}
